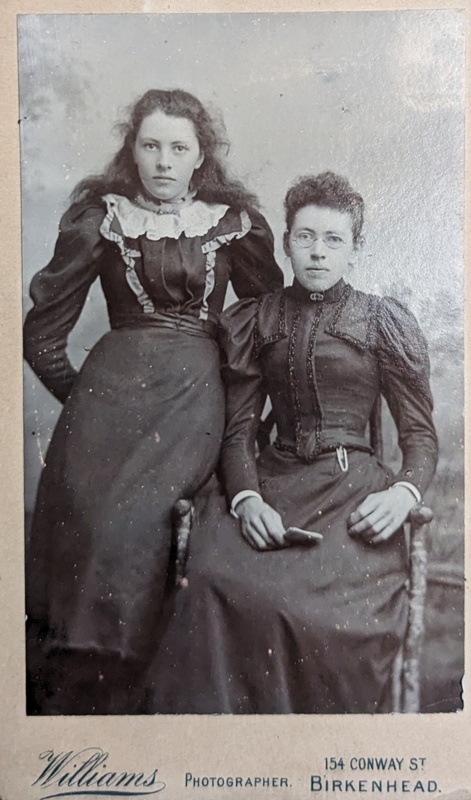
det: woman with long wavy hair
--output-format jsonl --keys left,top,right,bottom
{"left": 24, "top": 88, "right": 283, "bottom": 715}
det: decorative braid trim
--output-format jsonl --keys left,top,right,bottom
{"left": 199, "top": 251, "right": 217, "bottom": 322}
{"left": 199, "top": 211, "right": 252, "bottom": 320}
{"left": 306, "top": 306, "right": 324, "bottom": 454}
{"left": 254, "top": 293, "right": 287, "bottom": 355}
{"left": 99, "top": 205, "right": 155, "bottom": 314}
{"left": 326, "top": 287, "right": 378, "bottom": 351}
{"left": 287, "top": 304, "right": 303, "bottom": 452}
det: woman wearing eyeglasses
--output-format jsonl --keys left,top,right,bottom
{"left": 148, "top": 171, "right": 438, "bottom": 714}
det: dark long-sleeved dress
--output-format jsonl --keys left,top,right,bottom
{"left": 24, "top": 193, "right": 283, "bottom": 709}
{"left": 148, "top": 278, "right": 438, "bottom": 714}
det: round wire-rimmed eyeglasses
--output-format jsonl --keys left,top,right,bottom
{"left": 291, "top": 232, "right": 346, "bottom": 250}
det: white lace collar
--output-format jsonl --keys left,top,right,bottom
{"left": 101, "top": 194, "right": 230, "bottom": 241}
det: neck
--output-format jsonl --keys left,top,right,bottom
{"left": 135, "top": 188, "right": 196, "bottom": 212}
{"left": 288, "top": 277, "right": 348, "bottom": 304}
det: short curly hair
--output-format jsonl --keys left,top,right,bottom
{"left": 284, "top": 171, "right": 365, "bottom": 245}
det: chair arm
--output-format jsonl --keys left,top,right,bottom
{"left": 173, "top": 499, "right": 194, "bottom": 588}
{"left": 408, "top": 504, "right": 434, "bottom": 528}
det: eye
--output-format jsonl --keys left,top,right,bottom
{"left": 143, "top": 142, "right": 158, "bottom": 151}
{"left": 325, "top": 234, "right": 344, "bottom": 247}
{"left": 296, "top": 232, "right": 313, "bottom": 244}
{"left": 174, "top": 144, "right": 189, "bottom": 153}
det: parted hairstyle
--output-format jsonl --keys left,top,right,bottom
{"left": 284, "top": 171, "right": 365, "bottom": 245}
{"left": 71, "top": 89, "right": 258, "bottom": 212}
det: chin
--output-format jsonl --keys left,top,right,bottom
{"left": 304, "top": 279, "right": 329, "bottom": 291}
{"left": 301, "top": 274, "right": 337, "bottom": 291}
{"left": 149, "top": 191, "right": 172, "bottom": 202}
{"left": 144, "top": 184, "right": 178, "bottom": 203}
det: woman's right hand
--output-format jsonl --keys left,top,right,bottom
{"left": 234, "top": 496, "right": 286, "bottom": 550}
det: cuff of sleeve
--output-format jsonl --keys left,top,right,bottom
{"left": 231, "top": 490, "right": 263, "bottom": 518}
{"left": 390, "top": 481, "right": 422, "bottom": 504}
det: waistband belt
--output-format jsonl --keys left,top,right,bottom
{"left": 111, "top": 311, "right": 217, "bottom": 339}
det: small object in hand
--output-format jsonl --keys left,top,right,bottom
{"left": 284, "top": 527, "right": 323, "bottom": 546}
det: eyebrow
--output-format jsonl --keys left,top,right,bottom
{"left": 296, "top": 226, "right": 345, "bottom": 235}
{"left": 139, "top": 136, "right": 193, "bottom": 144}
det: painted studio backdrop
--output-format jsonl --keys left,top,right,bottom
{"left": 19, "top": 11, "right": 464, "bottom": 711}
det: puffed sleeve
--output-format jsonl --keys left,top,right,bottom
{"left": 376, "top": 296, "right": 439, "bottom": 495}
{"left": 23, "top": 201, "right": 106, "bottom": 404}
{"left": 218, "top": 297, "right": 265, "bottom": 501}
{"left": 228, "top": 208, "right": 284, "bottom": 297}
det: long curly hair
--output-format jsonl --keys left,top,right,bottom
{"left": 284, "top": 171, "right": 365, "bottom": 245}
{"left": 71, "top": 89, "right": 259, "bottom": 212}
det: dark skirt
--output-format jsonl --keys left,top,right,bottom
{"left": 26, "top": 327, "right": 225, "bottom": 709}
{"left": 147, "top": 447, "right": 409, "bottom": 714}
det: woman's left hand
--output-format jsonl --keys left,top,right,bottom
{"left": 347, "top": 485, "right": 417, "bottom": 545}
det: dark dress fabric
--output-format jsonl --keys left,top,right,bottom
{"left": 24, "top": 194, "right": 283, "bottom": 713}
{"left": 147, "top": 279, "right": 438, "bottom": 714}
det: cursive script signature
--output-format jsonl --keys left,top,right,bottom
{"left": 32, "top": 748, "right": 166, "bottom": 799}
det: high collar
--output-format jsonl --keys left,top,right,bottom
{"left": 286, "top": 278, "right": 348, "bottom": 305}
{"left": 135, "top": 189, "right": 197, "bottom": 214}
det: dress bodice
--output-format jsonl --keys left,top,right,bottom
{"left": 23, "top": 194, "right": 283, "bottom": 402}
{"left": 218, "top": 279, "right": 438, "bottom": 499}
{"left": 258, "top": 280, "right": 380, "bottom": 456}
{"left": 98, "top": 195, "right": 269, "bottom": 327}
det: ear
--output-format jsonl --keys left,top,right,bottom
{"left": 348, "top": 235, "right": 364, "bottom": 267}
{"left": 194, "top": 151, "right": 204, "bottom": 170}
{"left": 348, "top": 251, "right": 359, "bottom": 269}
{"left": 283, "top": 231, "right": 290, "bottom": 258}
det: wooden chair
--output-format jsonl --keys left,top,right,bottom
{"left": 391, "top": 504, "right": 433, "bottom": 712}
{"left": 172, "top": 396, "right": 433, "bottom": 714}
{"left": 368, "top": 394, "right": 433, "bottom": 712}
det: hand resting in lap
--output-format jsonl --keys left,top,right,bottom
{"left": 347, "top": 485, "right": 417, "bottom": 545}
{"left": 236, "top": 485, "right": 416, "bottom": 550}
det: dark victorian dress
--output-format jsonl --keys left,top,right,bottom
{"left": 24, "top": 193, "right": 282, "bottom": 713}
{"left": 148, "top": 278, "right": 438, "bottom": 714}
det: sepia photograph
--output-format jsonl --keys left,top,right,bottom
{"left": 19, "top": 9, "right": 464, "bottom": 719}
{"left": 0, "top": 2, "right": 469, "bottom": 799}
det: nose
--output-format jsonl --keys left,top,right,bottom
{"left": 310, "top": 239, "right": 326, "bottom": 259}
{"left": 156, "top": 148, "right": 173, "bottom": 171}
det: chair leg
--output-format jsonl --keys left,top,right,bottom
{"left": 391, "top": 646, "right": 404, "bottom": 712}
{"left": 398, "top": 506, "right": 433, "bottom": 712}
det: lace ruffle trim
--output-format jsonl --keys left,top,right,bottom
{"left": 100, "top": 194, "right": 231, "bottom": 240}
{"left": 201, "top": 209, "right": 252, "bottom": 253}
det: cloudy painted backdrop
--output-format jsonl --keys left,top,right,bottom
{"left": 19, "top": 11, "right": 464, "bottom": 556}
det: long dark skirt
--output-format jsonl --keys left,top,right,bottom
{"left": 26, "top": 327, "right": 225, "bottom": 714}
{"left": 147, "top": 447, "right": 409, "bottom": 714}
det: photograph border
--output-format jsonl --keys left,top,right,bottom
{"left": 1, "top": 1, "right": 469, "bottom": 798}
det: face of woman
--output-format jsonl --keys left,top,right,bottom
{"left": 285, "top": 204, "right": 356, "bottom": 292}
{"left": 133, "top": 110, "right": 204, "bottom": 202}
